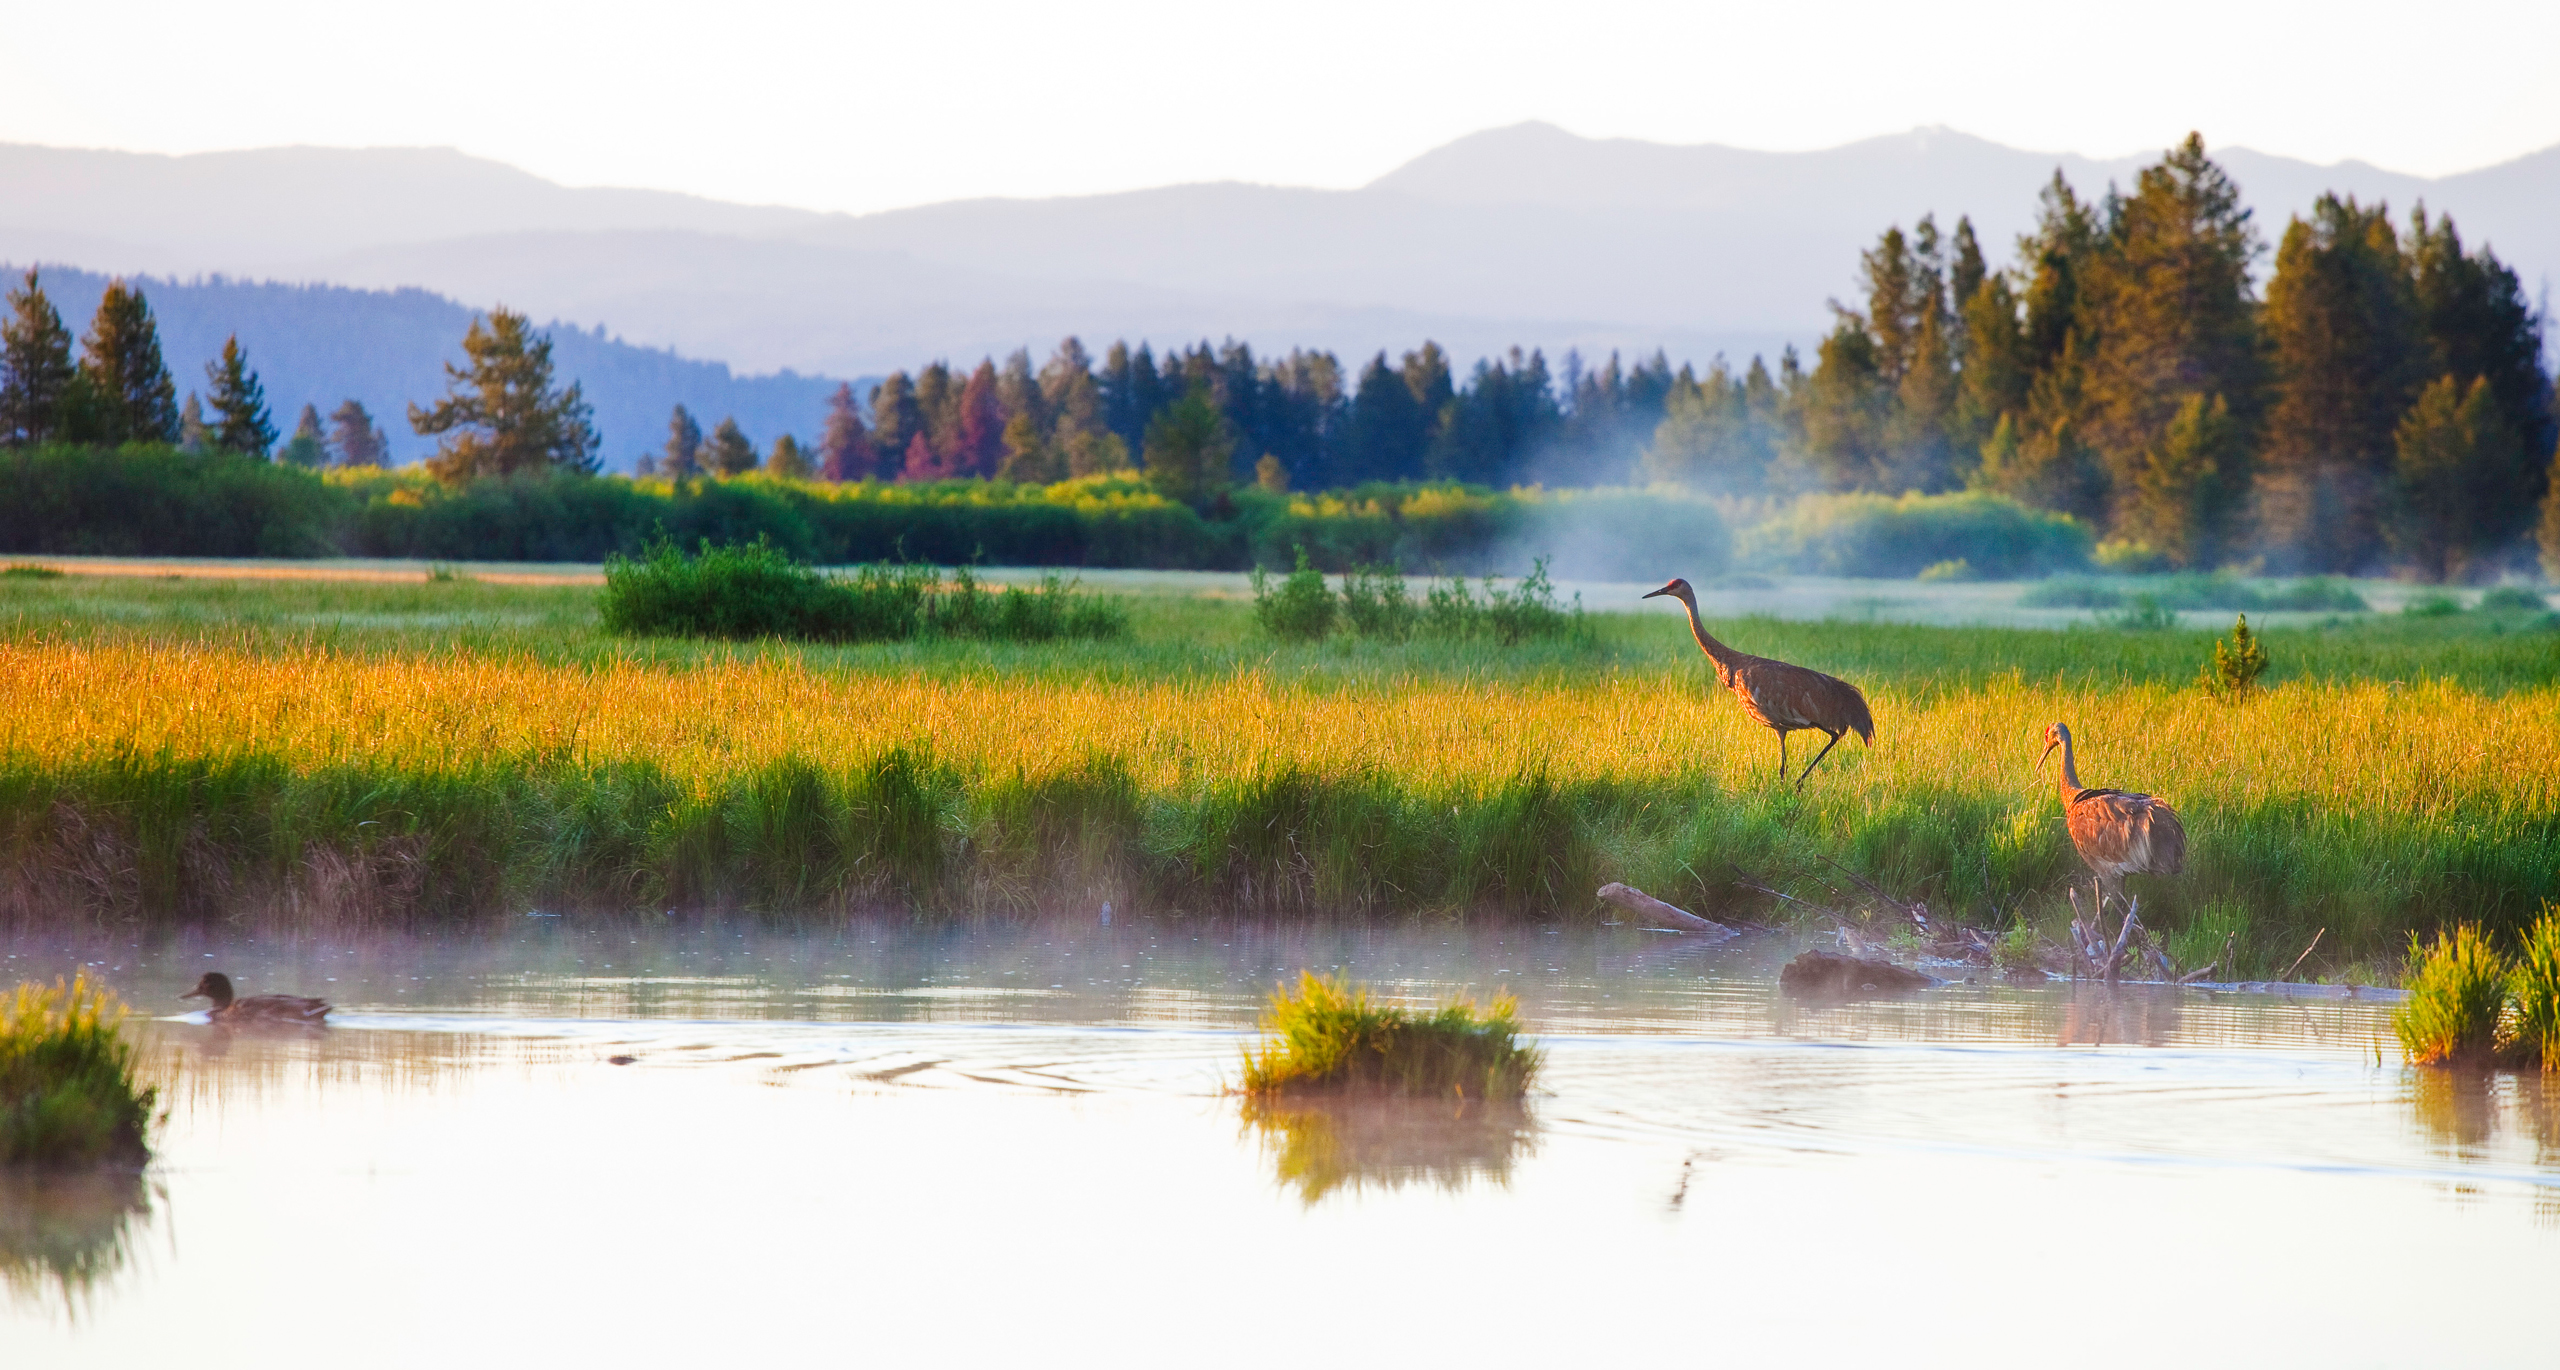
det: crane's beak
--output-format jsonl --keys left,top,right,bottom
{"left": 2036, "top": 739, "right": 2058, "bottom": 772}
{"left": 1641, "top": 586, "right": 1672, "bottom": 600}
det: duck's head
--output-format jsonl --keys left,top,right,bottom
{"left": 1642, "top": 578, "right": 1694, "bottom": 604}
{"left": 182, "top": 972, "right": 235, "bottom": 1010}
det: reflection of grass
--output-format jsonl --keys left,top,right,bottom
{"left": 1241, "top": 1095, "right": 1535, "bottom": 1203}
{"left": 1, "top": 977, "right": 157, "bottom": 1168}
{"left": 1238, "top": 974, "right": 1539, "bottom": 1100}
{"left": 2394, "top": 927, "right": 2508, "bottom": 1066}
{"left": 0, "top": 1169, "right": 155, "bottom": 1309}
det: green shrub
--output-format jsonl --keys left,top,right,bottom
{"left": 2475, "top": 586, "right": 2551, "bottom": 615}
{"left": 1250, "top": 546, "right": 1337, "bottom": 642}
{"left": 1338, "top": 565, "right": 1417, "bottom": 641}
{"left": 2092, "top": 539, "right": 2173, "bottom": 574}
{"left": 600, "top": 540, "right": 1122, "bottom": 643}
{"left": 2507, "top": 905, "right": 2560, "bottom": 1070}
{"left": 1238, "top": 973, "right": 1541, "bottom": 1100}
{"left": 2198, "top": 613, "right": 2268, "bottom": 698}
{"left": 1739, "top": 491, "right": 2093, "bottom": 579}
{"left": 2404, "top": 592, "right": 2462, "bottom": 618}
{"left": 2108, "top": 594, "right": 2179, "bottom": 631}
{"left": 0, "top": 565, "right": 62, "bottom": 579}
{"left": 0, "top": 444, "right": 349, "bottom": 557}
{"left": 1, "top": 977, "right": 155, "bottom": 1170}
{"left": 1917, "top": 558, "right": 1973, "bottom": 582}
{"left": 2394, "top": 926, "right": 2508, "bottom": 1066}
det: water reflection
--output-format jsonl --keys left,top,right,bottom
{"left": 0, "top": 1170, "right": 158, "bottom": 1313}
{"left": 1241, "top": 1096, "right": 1536, "bottom": 1204}
{"left": 2407, "top": 1068, "right": 2560, "bottom": 1222}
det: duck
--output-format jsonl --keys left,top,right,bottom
{"left": 182, "top": 972, "right": 331, "bottom": 1025}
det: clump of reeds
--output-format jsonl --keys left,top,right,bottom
{"left": 0, "top": 977, "right": 156, "bottom": 1170}
{"left": 2393, "top": 926, "right": 2509, "bottom": 1067}
{"left": 2504, "top": 904, "right": 2560, "bottom": 1070}
{"left": 1237, "top": 973, "right": 1540, "bottom": 1100}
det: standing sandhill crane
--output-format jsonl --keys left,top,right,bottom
{"left": 1643, "top": 578, "right": 1874, "bottom": 789}
{"left": 2039, "top": 721, "right": 2187, "bottom": 915}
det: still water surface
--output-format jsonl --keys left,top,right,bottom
{"left": 4, "top": 920, "right": 2554, "bottom": 1367}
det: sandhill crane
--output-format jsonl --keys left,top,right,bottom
{"left": 1643, "top": 577, "right": 1874, "bottom": 789}
{"left": 2039, "top": 721, "right": 2187, "bottom": 916}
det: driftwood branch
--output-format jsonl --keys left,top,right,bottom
{"left": 2177, "top": 962, "right": 2219, "bottom": 985}
{"left": 2280, "top": 928, "right": 2326, "bottom": 984}
{"left": 2099, "top": 898, "right": 2144, "bottom": 984}
{"left": 1596, "top": 883, "right": 1738, "bottom": 940}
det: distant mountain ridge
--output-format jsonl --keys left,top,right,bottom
{"left": 5, "top": 124, "right": 2551, "bottom": 434}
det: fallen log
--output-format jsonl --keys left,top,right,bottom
{"left": 1596, "top": 883, "right": 1738, "bottom": 940}
{"left": 1778, "top": 949, "right": 1940, "bottom": 997}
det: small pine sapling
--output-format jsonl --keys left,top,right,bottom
{"left": 2198, "top": 612, "right": 2268, "bottom": 699}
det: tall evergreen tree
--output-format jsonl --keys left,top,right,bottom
{"left": 2407, "top": 207, "right": 2554, "bottom": 544}
{"left": 997, "top": 412, "right": 1061, "bottom": 484}
{"left": 1952, "top": 271, "right": 2029, "bottom": 465}
{"left": 2540, "top": 441, "right": 2560, "bottom": 582}
{"left": 1800, "top": 318, "right": 1891, "bottom": 490}
{"left": 913, "top": 362, "right": 958, "bottom": 463}
{"left": 408, "top": 309, "right": 598, "bottom": 482}
{"left": 818, "top": 383, "right": 873, "bottom": 481}
{"left": 1346, "top": 352, "right": 1428, "bottom": 482}
{"left": 2122, "top": 393, "right": 2240, "bottom": 567}
{"left": 204, "top": 334, "right": 276, "bottom": 456}
{"left": 80, "top": 279, "right": 181, "bottom": 445}
{"left": 766, "top": 433, "right": 815, "bottom": 481}
{"left": 2388, "top": 375, "right": 2517, "bottom": 581}
{"left": 2258, "top": 194, "right": 2420, "bottom": 570}
{"left": 0, "top": 269, "right": 77, "bottom": 446}
{"left": 1646, "top": 355, "right": 1780, "bottom": 493}
{"left": 1948, "top": 217, "right": 1989, "bottom": 345}
{"left": 278, "top": 404, "right": 327, "bottom": 467}
{"left": 954, "top": 360, "right": 1006, "bottom": 478}
{"left": 2077, "top": 135, "right": 2264, "bottom": 531}
{"left": 1142, "top": 387, "right": 1231, "bottom": 507}
{"left": 179, "top": 393, "right": 209, "bottom": 452}
{"left": 706, "top": 416, "right": 757, "bottom": 476}
{"left": 328, "top": 399, "right": 388, "bottom": 467}
{"left": 868, "top": 373, "right": 921, "bottom": 472}
{"left": 661, "top": 404, "right": 705, "bottom": 478}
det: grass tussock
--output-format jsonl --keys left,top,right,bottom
{"left": 2394, "top": 925, "right": 2514, "bottom": 1067}
{"left": 1252, "top": 549, "right": 1586, "bottom": 646}
{"left": 0, "top": 977, "right": 156, "bottom": 1170}
{"left": 2505, "top": 905, "right": 2560, "bottom": 1070}
{"left": 599, "top": 539, "right": 1125, "bottom": 643}
{"left": 1237, "top": 973, "right": 1540, "bottom": 1101}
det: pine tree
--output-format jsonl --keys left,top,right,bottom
{"left": 277, "top": 403, "right": 327, "bottom": 467}
{"left": 1142, "top": 388, "right": 1231, "bottom": 507}
{"left": 179, "top": 394, "right": 209, "bottom": 452}
{"left": 996, "top": 412, "right": 1060, "bottom": 484}
{"left": 2258, "top": 195, "right": 2420, "bottom": 570}
{"left": 1948, "top": 217, "right": 1989, "bottom": 344}
{"left": 766, "top": 434, "right": 815, "bottom": 481}
{"left": 2540, "top": 441, "right": 2560, "bottom": 582}
{"left": 1061, "top": 429, "right": 1131, "bottom": 478}
{"left": 1255, "top": 453, "right": 1290, "bottom": 493}
{"left": 1801, "top": 318, "right": 1891, "bottom": 490}
{"left": 706, "top": 416, "right": 756, "bottom": 476}
{"left": 900, "top": 430, "right": 958, "bottom": 483}
{"left": 2387, "top": 375, "right": 2516, "bottom": 581}
{"left": 1347, "top": 352, "right": 1427, "bottom": 482}
{"left": 2408, "top": 208, "right": 2555, "bottom": 550}
{"left": 818, "top": 383, "right": 873, "bottom": 481}
{"left": 1953, "top": 273, "right": 2029, "bottom": 466}
{"left": 2123, "top": 393, "right": 2239, "bottom": 567}
{"left": 204, "top": 334, "right": 277, "bottom": 456}
{"left": 1887, "top": 308, "right": 1958, "bottom": 490}
{"left": 1, "top": 269, "right": 77, "bottom": 446}
{"left": 661, "top": 404, "right": 704, "bottom": 478}
{"left": 2077, "top": 135, "right": 2264, "bottom": 533}
{"left": 954, "top": 361, "right": 1006, "bottom": 477}
{"left": 996, "top": 348, "right": 1045, "bottom": 434}
{"left": 406, "top": 308, "right": 600, "bottom": 482}
{"left": 1646, "top": 356, "right": 1778, "bottom": 493}
{"left": 868, "top": 373, "right": 921, "bottom": 472}
{"left": 80, "top": 279, "right": 181, "bottom": 445}
{"left": 913, "top": 362, "right": 958, "bottom": 464}
{"left": 328, "top": 399, "right": 388, "bottom": 467}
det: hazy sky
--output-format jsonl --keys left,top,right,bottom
{"left": 9, "top": 0, "right": 2556, "bottom": 214}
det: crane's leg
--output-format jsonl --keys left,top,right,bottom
{"left": 1793, "top": 729, "right": 1847, "bottom": 791}
{"left": 1777, "top": 731, "right": 1789, "bottom": 780}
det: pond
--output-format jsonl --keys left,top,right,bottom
{"left": 5, "top": 919, "right": 2554, "bottom": 1366}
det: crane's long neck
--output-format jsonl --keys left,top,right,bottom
{"left": 1674, "top": 593, "right": 1740, "bottom": 678}
{"left": 2054, "top": 731, "right": 2083, "bottom": 799}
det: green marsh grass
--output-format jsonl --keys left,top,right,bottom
{"left": 0, "top": 575, "right": 2554, "bottom": 965}
{"left": 1238, "top": 974, "right": 1540, "bottom": 1100}
{"left": 0, "top": 977, "right": 156, "bottom": 1169}
{"left": 2506, "top": 905, "right": 2560, "bottom": 1069}
{"left": 2394, "top": 927, "right": 2509, "bottom": 1066}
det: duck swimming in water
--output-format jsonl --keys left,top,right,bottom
{"left": 182, "top": 972, "right": 330, "bottom": 1025}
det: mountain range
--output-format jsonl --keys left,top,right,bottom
{"left": 5, "top": 124, "right": 2552, "bottom": 470}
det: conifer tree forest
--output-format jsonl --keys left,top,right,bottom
{"left": 3, "top": 135, "right": 2557, "bottom": 579}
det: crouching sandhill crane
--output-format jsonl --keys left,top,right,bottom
{"left": 2040, "top": 721, "right": 2186, "bottom": 915}
{"left": 1643, "top": 577, "right": 1874, "bottom": 789}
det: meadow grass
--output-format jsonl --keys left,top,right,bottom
{"left": 0, "top": 977, "right": 156, "bottom": 1169}
{"left": 0, "top": 575, "right": 2552, "bottom": 969}
{"left": 1237, "top": 973, "right": 1540, "bottom": 1100}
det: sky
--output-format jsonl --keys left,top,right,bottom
{"left": 7, "top": 0, "right": 2558, "bottom": 214}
